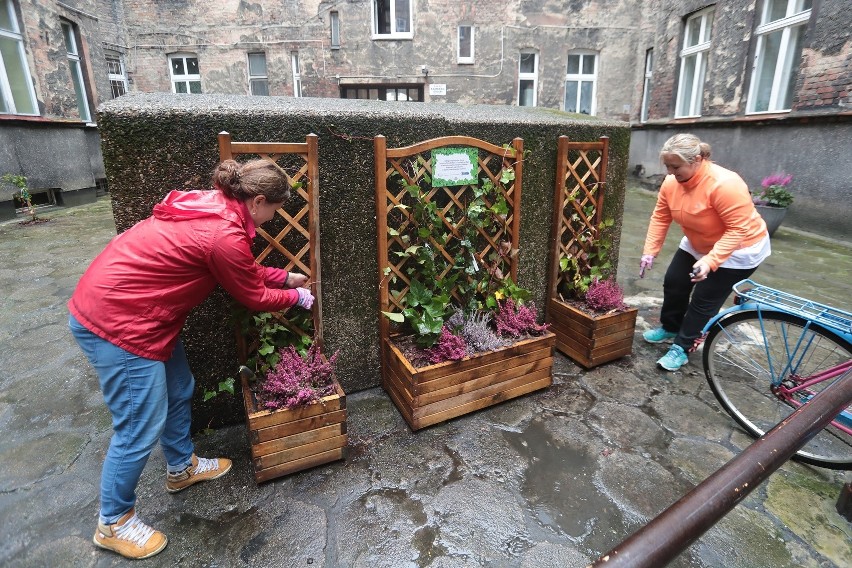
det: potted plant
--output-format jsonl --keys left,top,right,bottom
{"left": 752, "top": 172, "right": 794, "bottom": 237}
{"left": 236, "top": 309, "right": 347, "bottom": 483}
{"left": 375, "top": 135, "right": 555, "bottom": 431}
{"left": 2, "top": 173, "right": 40, "bottom": 224}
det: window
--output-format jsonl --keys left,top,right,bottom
{"left": 291, "top": 52, "right": 302, "bottom": 97}
{"left": 61, "top": 21, "right": 91, "bottom": 122}
{"left": 457, "top": 25, "right": 474, "bottom": 64}
{"left": 330, "top": 11, "right": 340, "bottom": 49}
{"left": 675, "top": 8, "right": 714, "bottom": 118}
{"left": 340, "top": 84, "right": 422, "bottom": 102}
{"left": 747, "top": 0, "right": 812, "bottom": 113}
{"left": 169, "top": 53, "right": 201, "bottom": 93}
{"left": 0, "top": 0, "right": 37, "bottom": 114}
{"left": 518, "top": 51, "right": 537, "bottom": 107}
{"left": 640, "top": 48, "right": 653, "bottom": 122}
{"left": 373, "top": 0, "right": 412, "bottom": 39}
{"left": 106, "top": 52, "right": 128, "bottom": 99}
{"left": 248, "top": 52, "right": 268, "bottom": 96}
{"left": 564, "top": 51, "right": 597, "bottom": 115}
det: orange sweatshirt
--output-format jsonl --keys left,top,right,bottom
{"left": 643, "top": 160, "right": 768, "bottom": 271}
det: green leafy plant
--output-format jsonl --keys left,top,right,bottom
{"left": 752, "top": 173, "right": 794, "bottom": 208}
{"left": 2, "top": 173, "right": 36, "bottom": 221}
{"left": 203, "top": 377, "right": 235, "bottom": 402}
{"left": 237, "top": 306, "right": 314, "bottom": 378}
{"left": 559, "top": 217, "right": 615, "bottom": 299}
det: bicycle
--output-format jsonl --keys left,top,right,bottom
{"left": 698, "top": 279, "right": 852, "bottom": 469}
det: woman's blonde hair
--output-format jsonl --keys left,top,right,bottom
{"left": 211, "top": 159, "right": 291, "bottom": 203}
{"left": 660, "top": 133, "right": 712, "bottom": 164}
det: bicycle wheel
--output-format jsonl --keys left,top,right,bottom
{"left": 703, "top": 310, "right": 852, "bottom": 469}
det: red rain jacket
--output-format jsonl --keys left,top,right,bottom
{"left": 68, "top": 190, "right": 299, "bottom": 361}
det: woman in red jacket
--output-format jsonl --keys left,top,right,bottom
{"left": 68, "top": 159, "right": 314, "bottom": 559}
{"left": 640, "top": 133, "right": 770, "bottom": 372}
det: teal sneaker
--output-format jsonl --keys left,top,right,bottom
{"left": 657, "top": 344, "right": 688, "bottom": 371}
{"left": 643, "top": 327, "right": 678, "bottom": 344}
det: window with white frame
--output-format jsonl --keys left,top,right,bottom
{"left": 372, "top": 0, "right": 412, "bottom": 39}
{"left": 0, "top": 0, "right": 37, "bottom": 114}
{"left": 564, "top": 51, "right": 597, "bottom": 115}
{"left": 291, "top": 52, "right": 301, "bottom": 97}
{"left": 330, "top": 11, "right": 340, "bottom": 49}
{"left": 457, "top": 25, "right": 474, "bottom": 64}
{"left": 640, "top": 48, "right": 653, "bottom": 122}
{"left": 106, "top": 52, "right": 128, "bottom": 99}
{"left": 248, "top": 52, "right": 268, "bottom": 96}
{"left": 61, "top": 20, "right": 91, "bottom": 122}
{"left": 747, "top": 0, "right": 812, "bottom": 113}
{"left": 169, "top": 53, "right": 201, "bottom": 93}
{"left": 675, "top": 8, "right": 714, "bottom": 118}
{"left": 518, "top": 51, "right": 537, "bottom": 107}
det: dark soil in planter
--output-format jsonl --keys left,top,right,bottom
{"left": 391, "top": 331, "right": 549, "bottom": 370}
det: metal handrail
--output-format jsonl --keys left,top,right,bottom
{"left": 589, "top": 370, "right": 852, "bottom": 568}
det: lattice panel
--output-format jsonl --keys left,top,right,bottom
{"left": 218, "top": 132, "right": 322, "bottom": 350}
{"left": 549, "top": 136, "right": 610, "bottom": 298}
{"left": 375, "top": 135, "right": 524, "bottom": 323}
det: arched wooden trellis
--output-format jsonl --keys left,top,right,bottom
{"left": 218, "top": 131, "right": 345, "bottom": 483}
{"left": 375, "top": 134, "right": 554, "bottom": 430}
{"left": 547, "top": 135, "right": 637, "bottom": 368}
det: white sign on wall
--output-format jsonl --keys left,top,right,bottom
{"left": 429, "top": 84, "right": 447, "bottom": 96}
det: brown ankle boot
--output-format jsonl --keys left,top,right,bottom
{"left": 93, "top": 508, "right": 168, "bottom": 559}
{"left": 166, "top": 454, "right": 232, "bottom": 493}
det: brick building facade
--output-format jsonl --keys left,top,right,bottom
{"left": 2, "top": 0, "right": 850, "bottom": 235}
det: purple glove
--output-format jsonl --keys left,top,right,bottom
{"left": 296, "top": 287, "right": 314, "bottom": 310}
{"left": 639, "top": 254, "right": 655, "bottom": 278}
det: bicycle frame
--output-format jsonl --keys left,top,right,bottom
{"left": 700, "top": 279, "right": 852, "bottom": 435}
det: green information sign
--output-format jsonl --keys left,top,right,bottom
{"left": 431, "top": 147, "right": 479, "bottom": 187}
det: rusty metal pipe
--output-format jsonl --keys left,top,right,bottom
{"left": 590, "top": 372, "right": 852, "bottom": 568}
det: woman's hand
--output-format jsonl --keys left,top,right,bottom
{"left": 639, "top": 254, "right": 655, "bottom": 278}
{"left": 285, "top": 272, "right": 309, "bottom": 288}
{"left": 296, "top": 287, "right": 314, "bottom": 310}
{"left": 690, "top": 260, "right": 711, "bottom": 282}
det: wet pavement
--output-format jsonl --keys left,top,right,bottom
{"left": 1, "top": 187, "right": 850, "bottom": 568}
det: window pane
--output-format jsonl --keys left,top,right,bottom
{"left": 694, "top": 54, "right": 707, "bottom": 115}
{"left": 106, "top": 56, "right": 121, "bottom": 75}
{"left": 0, "top": 36, "right": 36, "bottom": 114}
{"left": 175, "top": 81, "right": 187, "bottom": 93}
{"left": 779, "top": 24, "right": 805, "bottom": 109}
{"left": 62, "top": 24, "right": 76, "bottom": 55}
{"left": 766, "top": 0, "right": 788, "bottom": 23}
{"left": 564, "top": 81, "right": 578, "bottom": 112}
{"left": 686, "top": 16, "right": 701, "bottom": 47}
{"left": 458, "top": 26, "right": 471, "bottom": 58}
{"left": 189, "top": 81, "right": 202, "bottom": 94}
{"left": 566, "top": 54, "right": 580, "bottom": 74}
{"left": 520, "top": 53, "right": 535, "bottom": 73}
{"left": 0, "top": 1, "right": 13, "bottom": 31}
{"left": 250, "top": 79, "right": 268, "bottom": 96}
{"left": 187, "top": 58, "right": 199, "bottom": 75}
{"left": 678, "top": 55, "right": 696, "bottom": 115}
{"left": 172, "top": 58, "right": 185, "bottom": 76}
{"left": 248, "top": 53, "right": 266, "bottom": 76}
{"left": 753, "top": 29, "right": 782, "bottom": 112}
{"left": 645, "top": 48, "right": 654, "bottom": 73}
{"left": 408, "top": 88, "right": 419, "bottom": 101}
{"left": 519, "top": 79, "right": 534, "bottom": 106}
{"left": 579, "top": 81, "right": 593, "bottom": 114}
{"left": 376, "top": 0, "right": 390, "bottom": 34}
{"left": 110, "top": 79, "right": 126, "bottom": 98}
{"left": 69, "top": 59, "right": 89, "bottom": 119}
{"left": 369, "top": 88, "right": 379, "bottom": 100}
{"left": 582, "top": 54, "right": 595, "bottom": 74}
{"left": 395, "top": 0, "right": 410, "bottom": 32}
{"left": 330, "top": 11, "right": 340, "bottom": 47}
{"left": 703, "top": 13, "right": 713, "bottom": 42}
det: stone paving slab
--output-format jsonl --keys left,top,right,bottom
{"left": 0, "top": 190, "right": 850, "bottom": 567}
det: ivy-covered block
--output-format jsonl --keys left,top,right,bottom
{"left": 382, "top": 331, "right": 555, "bottom": 430}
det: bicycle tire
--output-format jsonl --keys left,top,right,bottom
{"left": 703, "top": 310, "right": 852, "bottom": 469}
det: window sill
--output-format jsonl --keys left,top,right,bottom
{"left": 0, "top": 114, "right": 94, "bottom": 127}
{"left": 371, "top": 34, "right": 414, "bottom": 41}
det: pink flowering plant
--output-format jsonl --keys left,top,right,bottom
{"left": 494, "top": 298, "right": 549, "bottom": 338}
{"left": 427, "top": 326, "right": 468, "bottom": 364}
{"left": 583, "top": 277, "right": 627, "bottom": 312}
{"left": 258, "top": 344, "right": 339, "bottom": 411}
{"left": 752, "top": 173, "right": 794, "bottom": 208}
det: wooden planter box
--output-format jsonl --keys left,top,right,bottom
{"left": 382, "top": 331, "right": 555, "bottom": 431}
{"left": 548, "top": 298, "right": 638, "bottom": 368}
{"left": 240, "top": 372, "right": 347, "bottom": 483}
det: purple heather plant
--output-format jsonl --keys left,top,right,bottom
{"left": 752, "top": 172, "right": 794, "bottom": 208}
{"left": 494, "top": 298, "right": 549, "bottom": 338}
{"left": 460, "top": 311, "right": 507, "bottom": 353}
{"left": 259, "top": 344, "right": 339, "bottom": 411}
{"left": 583, "top": 277, "right": 627, "bottom": 312}
{"left": 428, "top": 326, "right": 468, "bottom": 364}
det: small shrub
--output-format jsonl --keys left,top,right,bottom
{"left": 584, "top": 277, "right": 627, "bottom": 312}
{"left": 259, "top": 344, "right": 338, "bottom": 410}
{"left": 752, "top": 172, "right": 794, "bottom": 208}
{"left": 495, "top": 298, "right": 549, "bottom": 338}
{"left": 427, "top": 326, "right": 468, "bottom": 364}
{"left": 459, "top": 311, "right": 507, "bottom": 352}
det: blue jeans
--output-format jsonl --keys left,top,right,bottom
{"left": 69, "top": 316, "right": 195, "bottom": 523}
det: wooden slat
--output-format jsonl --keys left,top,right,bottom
{"left": 251, "top": 409, "right": 347, "bottom": 445}
{"left": 251, "top": 423, "right": 345, "bottom": 458}
{"left": 241, "top": 373, "right": 345, "bottom": 431}
{"left": 254, "top": 434, "right": 348, "bottom": 470}
{"left": 254, "top": 448, "right": 346, "bottom": 484}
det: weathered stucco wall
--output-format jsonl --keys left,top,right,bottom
{"left": 98, "top": 93, "right": 630, "bottom": 428}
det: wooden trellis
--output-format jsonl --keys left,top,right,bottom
{"left": 547, "top": 135, "right": 610, "bottom": 300}
{"left": 374, "top": 134, "right": 524, "bottom": 340}
{"left": 218, "top": 131, "right": 323, "bottom": 352}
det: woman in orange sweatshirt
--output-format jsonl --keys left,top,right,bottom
{"left": 640, "top": 133, "right": 770, "bottom": 371}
